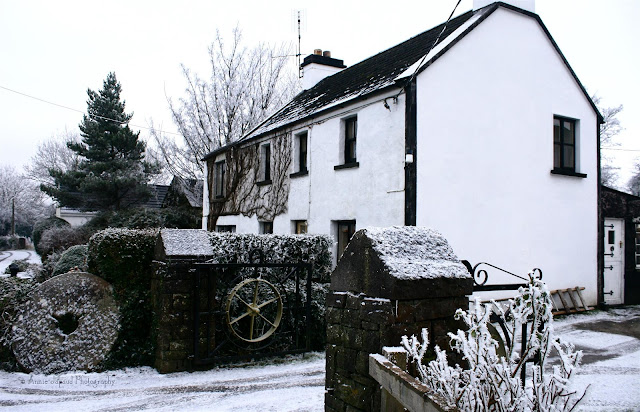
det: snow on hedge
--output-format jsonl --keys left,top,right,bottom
{"left": 363, "top": 226, "right": 470, "bottom": 280}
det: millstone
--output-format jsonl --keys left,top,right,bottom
{"left": 11, "top": 272, "right": 120, "bottom": 374}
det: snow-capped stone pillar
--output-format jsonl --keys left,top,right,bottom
{"left": 325, "top": 226, "right": 473, "bottom": 412}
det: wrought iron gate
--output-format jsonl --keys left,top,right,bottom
{"left": 192, "top": 250, "right": 313, "bottom": 365}
{"left": 464, "top": 260, "right": 544, "bottom": 383}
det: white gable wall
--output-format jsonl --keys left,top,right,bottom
{"left": 415, "top": 8, "right": 598, "bottom": 303}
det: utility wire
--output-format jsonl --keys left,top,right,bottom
{"left": 0, "top": 84, "right": 183, "bottom": 137}
{"left": 602, "top": 147, "right": 640, "bottom": 152}
{"left": 395, "top": 0, "right": 463, "bottom": 99}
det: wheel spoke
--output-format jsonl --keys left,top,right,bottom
{"left": 249, "top": 313, "right": 255, "bottom": 340}
{"left": 257, "top": 297, "right": 278, "bottom": 309}
{"left": 237, "top": 296, "right": 252, "bottom": 309}
{"left": 252, "top": 280, "right": 260, "bottom": 305}
{"left": 229, "top": 311, "right": 251, "bottom": 325}
{"left": 257, "top": 312, "right": 277, "bottom": 328}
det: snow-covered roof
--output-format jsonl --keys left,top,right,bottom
{"left": 203, "top": 2, "right": 602, "bottom": 161}
{"left": 159, "top": 229, "right": 213, "bottom": 257}
{"left": 363, "top": 226, "right": 470, "bottom": 281}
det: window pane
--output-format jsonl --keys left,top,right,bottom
{"left": 554, "top": 143, "right": 561, "bottom": 168}
{"left": 563, "top": 121, "right": 574, "bottom": 144}
{"left": 563, "top": 145, "right": 574, "bottom": 169}
{"left": 554, "top": 119, "right": 561, "bottom": 143}
{"left": 608, "top": 230, "right": 615, "bottom": 245}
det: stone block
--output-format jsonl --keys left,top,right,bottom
{"left": 326, "top": 307, "right": 342, "bottom": 325}
{"left": 355, "top": 350, "right": 369, "bottom": 376}
{"left": 334, "top": 377, "right": 373, "bottom": 411}
{"left": 325, "top": 393, "right": 346, "bottom": 412}
{"left": 326, "top": 292, "right": 348, "bottom": 308}
{"left": 345, "top": 293, "right": 364, "bottom": 310}
{"left": 361, "top": 321, "right": 379, "bottom": 331}
{"left": 336, "top": 347, "right": 357, "bottom": 373}
{"left": 327, "top": 324, "right": 343, "bottom": 344}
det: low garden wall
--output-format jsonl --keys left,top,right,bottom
{"left": 325, "top": 227, "right": 473, "bottom": 411}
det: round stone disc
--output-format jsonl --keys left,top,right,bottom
{"left": 11, "top": 272, "right": 120, "bottom": 374}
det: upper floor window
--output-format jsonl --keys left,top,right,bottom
{"left": 299, "top": 132, "right": 308, "bottom": 172}
{"left": 260, "top": 143, "right": 271, "bottom": 183}
{"left": 344, "top": 117, "right": 357, "bottom": 164}
{"left": 214, "top": 160, "right": 225, "bottom": 198}
{"left": 335, "top": 117, "right": 359, "bottom": 170}
{"left": 553, "top": 116, "right": 576, "bottom": 172}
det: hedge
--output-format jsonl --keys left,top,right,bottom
{"left": 52, "top": 244, "right": 88, "bottom": 277}
{"left": 32, "top": 217, "right": 69, "bottom": 255}
{"left": 87, "top": 228, "right": 159, "bottom": 369}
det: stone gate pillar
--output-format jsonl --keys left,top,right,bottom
{"left": 324, "top": 226, "right": 473, "bottom": 412}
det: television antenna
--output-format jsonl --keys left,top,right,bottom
{"left": 292, "top": 9, "right": 306, "bottom": 78}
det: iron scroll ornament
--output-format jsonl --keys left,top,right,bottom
{"left": 461, "top": 260, "right": 543, "bottom": 286}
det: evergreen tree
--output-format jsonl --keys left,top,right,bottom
{"left": 42, "top": 73, "right": 158, "bottom": 211}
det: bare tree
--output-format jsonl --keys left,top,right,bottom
{"left": 0, "top": 165, "right": 50, "bottom": 236}
{"left": 24, "top": 130, "right": 81, "bottom": 186}
{"left": 152, "top": 26, "right": 299, "bottom": 180}
{"left": 592, "top": 94, "right": 624, "bottom": 188}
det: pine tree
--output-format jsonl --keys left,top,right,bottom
{"left": 42, "top": 73, "right": 158, "bottom": 211}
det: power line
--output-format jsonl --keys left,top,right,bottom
{"left": 602, "top": 147, "right": 640, "bottom": 152}
{"left": 0, "top": 84, "right": 183, "bottom": 137}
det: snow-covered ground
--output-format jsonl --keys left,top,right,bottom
{"left": 0, "top": 250, "right": 40, "bottom": 279}
{"left": 0, "top": 247, "right": 638, "bottom": 411}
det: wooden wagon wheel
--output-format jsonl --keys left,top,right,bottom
{"left": 225, "top": 278, "right": 283, "bottom": 343}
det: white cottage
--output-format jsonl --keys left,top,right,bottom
{"left": 203, "top": 1, "right": 604, "bottom": 305}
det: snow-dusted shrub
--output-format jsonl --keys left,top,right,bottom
{"left": 0, "top": 277, "right": 38, "bottom": 370}
{"left": 87, "top": 228, "right": 159, "bottom": 368}
{"left": 0, "top": 236, "right": 19, "bottom": 251}
{"left": 38, "top": 225, "right": 89, "bottom": 261}
{"left": 209, "top": 232, "right": 333, "bottom": 282}
{"left": 402, "top": 278, "right": 584, "bottom": 411}
{"left": 32, "top": 216, "right": 69, "bottom": 255}
{"left": 52, "top": 244, "right": 88, "bottom": 277}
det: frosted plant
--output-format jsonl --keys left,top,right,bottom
{"left": 402, "top": 277, "right": 585, "bottom": 411}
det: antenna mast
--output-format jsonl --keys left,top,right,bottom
{"left": 297, "top": 10, "right": 302, "bottom": 78}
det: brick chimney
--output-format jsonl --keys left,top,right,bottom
{"left": 301, "top": 49, "right": 346, "bottom": 90}
{"left": 473, "top": 0, "right": 535, "bottom": 12}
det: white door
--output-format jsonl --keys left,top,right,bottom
{"left": 603, "top": 218, "right": 625, "bottom": 305}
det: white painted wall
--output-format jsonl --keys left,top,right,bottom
{"left": 55, "top": 207, "right": 96, "bottom": 227}
{"left": 415, "top": 8, "right": 598, "bottom": 304}
{"left": 216, "top": 91, "right": 407, "bottom": 261}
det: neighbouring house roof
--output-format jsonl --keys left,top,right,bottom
{"left": 165, "top": 176, "right": 203, "bottom": 208}
{"left": 144, "top": 185, "right": 170, "bottom": 209}
{"left": 203, "top": 2, "right": 602, "bottom": 161}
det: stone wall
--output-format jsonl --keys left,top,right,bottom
{"left": 152, "top": 261, "right": 197, "bottom": 373}
{"left": 325, "top": 291, "right": 469, "bottom": 411}
{"left": 325, "top": 227, "right": 473, "bottom": 411}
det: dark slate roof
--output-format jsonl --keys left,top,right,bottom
{"left": 144, "top": 185, "right": 170, "bottom": 209}
{"left": 167, "top": 176, "right": 203, "bottom": 208}
{"left": 203, "top": 2, "right": 602, "bottom": 160}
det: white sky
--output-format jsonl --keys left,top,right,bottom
{"left": 1, "top": 0, "right": 638, "bottom": 187}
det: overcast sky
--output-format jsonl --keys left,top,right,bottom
{"left": 1, "top": 0, "right": 638, "bottom": 187}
